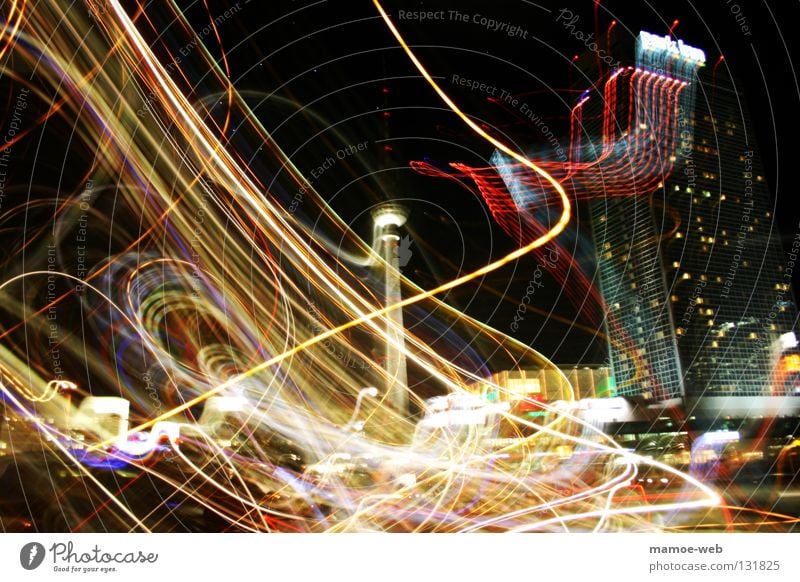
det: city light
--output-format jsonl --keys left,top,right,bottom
{"left": 0, "top": 0, "right": 797, "bottom": 540}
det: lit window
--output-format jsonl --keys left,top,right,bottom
{"left": 682, "top": 273, "right": 691, "bottom": 279}
{"left": 672, "top": 261, "right": 680, "bottom": 268}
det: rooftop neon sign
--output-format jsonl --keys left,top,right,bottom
{"left": 639, "top": 31, "right": 706, "bottom": 64}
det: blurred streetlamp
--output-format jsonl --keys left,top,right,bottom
{"left": 52, "top": 380, "right": 78, "bottom": 430}
{"left": 345, "top": 386, "right": 379, "bottom": 432}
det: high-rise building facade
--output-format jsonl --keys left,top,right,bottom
{"left": 664, "top": 61, "right": 797, "bottom": 415}
{"left": 587, "top": 32, "right": 798, "bottom": 416}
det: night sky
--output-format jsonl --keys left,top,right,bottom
{"left": 118, "top": 1, "right": 800, "bottom": 364}
{"left": 166, "top": 0, "right": 799, "bottom": 365}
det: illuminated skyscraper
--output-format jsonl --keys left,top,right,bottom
{"left": 586, "top": 32, "right": 799, "bottom": 416}
{"left": 585, "top": 32, "right": 705, "bottom": 403}
{"left": 663, "top": 61, "right": 798, "bottom": 416}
